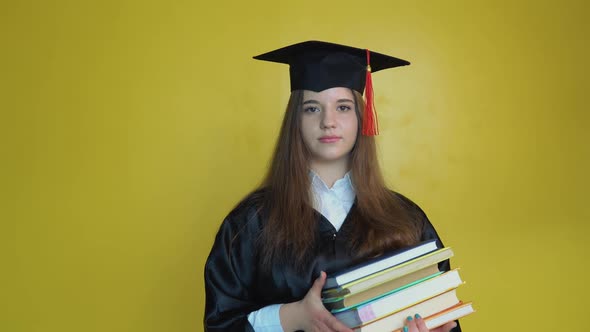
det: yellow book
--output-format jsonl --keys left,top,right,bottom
{"left": 323, "top": 247, "right": 454, "bottom": 300}
{"left": 324, "top": 265, "right": 440, "bottom": 310}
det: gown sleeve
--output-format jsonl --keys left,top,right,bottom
{"left": 203, "top": 203, "right": 262, "bottom": 332}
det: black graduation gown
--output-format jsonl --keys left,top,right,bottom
{"left": 204, "top": 192, "right": 462, "bottom": 332}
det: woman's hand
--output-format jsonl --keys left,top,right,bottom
{"left": 280, "top": 271, "right": 353, "bottom": 332}
{"left": 403, "top": 314, "right": 457, "bottom": 332}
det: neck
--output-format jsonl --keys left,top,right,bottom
{"left": 310, "top": 158, "right": 350, "bottom": 188}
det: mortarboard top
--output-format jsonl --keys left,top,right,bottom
{"left": 252, "top": 40, "right": 410, "bottom": 135}
{"left": 252, "top": 40, "right": 410, "bottom": 93}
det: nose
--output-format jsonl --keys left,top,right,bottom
{"left": 320, "top": 108, "right": 336, "bottom": 129}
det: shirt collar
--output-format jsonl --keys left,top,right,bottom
{"left": 309, "top": 170, "right": 355, "bottom": 201}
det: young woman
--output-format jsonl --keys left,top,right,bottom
{"left": 204, "top": 41, "right": 461, "bottom": 332}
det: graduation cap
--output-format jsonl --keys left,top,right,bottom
{"left": 253, "top": 40, "right": 410, "bottom": 136}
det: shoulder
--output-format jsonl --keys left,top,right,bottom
{"left": 389, "top": 190, "right": 428, "bottom": 219}
{"left": 389, "top": 190, "right": 443, "bottom": 242}
{"left": 206, "top": 189, "right": 269, "bottom": 273}
{"left": 215, "top": 188, "right": 269, "bottom": 241}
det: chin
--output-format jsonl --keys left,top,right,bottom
{"left": 314, "top": 155, "right": 349, "bottom": 164}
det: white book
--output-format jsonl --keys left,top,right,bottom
{"left": 334, "top": 269, "right": 464, "bottom": 328}
{"left": 353, "top": 289, "right": 461, "bottom": 331}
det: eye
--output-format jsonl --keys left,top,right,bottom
{"left": 304, "top": 106, "right": 320, "bottom": 113}
{"left": 337, "top": 105, "right": 352, "bottom": 112}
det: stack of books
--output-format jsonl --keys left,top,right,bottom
{"left": 322, "top": 239, "right": 474, "bottom": 331}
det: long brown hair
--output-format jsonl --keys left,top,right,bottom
{"left": 257, "top": 89, "right": 421, "bottom": 268}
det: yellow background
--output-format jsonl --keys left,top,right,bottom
{"left": 2, "top": 0, "right": 589, "bottom": 331}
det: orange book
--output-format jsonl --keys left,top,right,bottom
{"left": 391, "top": 302, "right": 475, "bottom": 332}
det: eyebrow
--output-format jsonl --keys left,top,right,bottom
{"left": 302, "top": 98, "right": 354, "bottom": 105}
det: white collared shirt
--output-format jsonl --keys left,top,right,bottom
{"left": 247, "top": 171, "right": 356, "bottom": 331}
{"left": 310, "top": 170, "right": 356, "bottom": 231}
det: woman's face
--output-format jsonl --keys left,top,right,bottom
{"left": 300, "top": 87, "right": 359, "bottom": 167}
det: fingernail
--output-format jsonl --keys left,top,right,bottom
{"left": 414, "top": 313, "right": 421, "bottom": 319}
{"left": 403, "top": 326, "right": 409, "bottom": 332}
{"left": 406, "top": 316, "right": 413, "bottom": 321}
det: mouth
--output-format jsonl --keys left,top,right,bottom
{"left": 318, "top": 136, "right": 341, "bottom": 143}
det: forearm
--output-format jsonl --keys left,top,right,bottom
{"left": 279, "top": 301, "right": 303, "bottom": 331}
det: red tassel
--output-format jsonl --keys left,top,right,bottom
{"left": 363, "top": 49, "right": 378, "bottom": 136}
